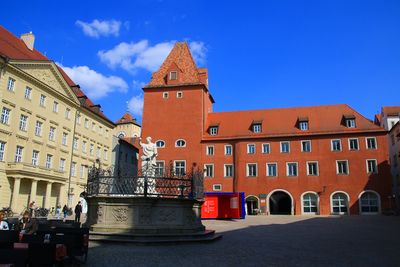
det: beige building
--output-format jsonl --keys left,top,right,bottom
{"left": 0, "top": 26, "right": 119, "bottom": 213}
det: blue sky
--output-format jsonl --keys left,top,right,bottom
{"left": 1, "top": 0, "right": 400, "bottom": 122}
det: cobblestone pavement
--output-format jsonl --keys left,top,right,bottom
{"left": 87, "top": 215, "right": 400, "bottom": 267}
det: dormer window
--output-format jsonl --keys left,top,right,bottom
{"left": 297, "top": 117, "right": 309, "bottom": 131}
{"left": 209, "top": 126, "right": 219, "bottom": 135}
{"left": 169, "top": 71, "right": 177, "bottom": 80}
{"left": 251, "top": 120, "right": 263, "bottom": 133}
{"left": 343, "top": 115, "right": 356, "bottom": 128}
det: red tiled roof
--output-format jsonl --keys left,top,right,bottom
{"left": 116, "top": 112, "right": 134, "bottom": 124}
{"left": 0, "top": 25, "right": 113, "bottom": 125}
{"left": 382, "top": 106, "right": 400, "bottom": 116}
{"left": 145, "top": 42, "right": 207, "bottom": 88}
{"left": 203, "top": 104, "right": 385, "bottom": 140}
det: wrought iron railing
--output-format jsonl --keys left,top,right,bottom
{"left": 85, "top": 164, "right": 204, "bottom": 199}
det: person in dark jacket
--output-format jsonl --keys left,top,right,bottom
{"left": 62, "top": 205, "right": 68, "bottom": 220}
{"left": 74, "top": 201, "right": 82, "bottom": 223}
{"left": 19, "top": 210, "right": 38, "bottom": 235}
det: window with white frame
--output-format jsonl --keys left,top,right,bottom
{"left": 15, "top": 146, "right": 23, "bottom": 162}
{"left": 19, "top": 114, "right": 28, "bottom": 131}
{"left": 82, "top": 141, "right": 87, "bottom": 153}
{"left": 299, "top": 121, "right": 309, "bottom": 131}
{"left": 286, "top": 162, "right": 298, "bottom": 176}
{"left": 262, "top": 143, "right": 270, "bottom": 154}
{"left": 156, "top": 140, "right": 165, "bottom": 148}
{"left": 175, "top": 139, "right": 186, "bottom": 147}
{"left": 62, "top": 132, "right": 68, "bottom": 145}
{"left": 366, "top": 159, "right": 378, "bottom": 174}
{"left": 225, "top": 145, "right": 232, "bottom": 155}
{"left": 266, "top": 163, "right": 277, "bottom": 177}
{"left": 174, "top": 161, "right": 186, "bottom": 176}
{"left": 1, "top": 107, "right": 11, "bottom": 125}
{"left": 224, "top": 164, "right": 233, "bottom": 177}
{"left": 301, "top": 140, "right": 311, "bottom": 152}
{"left": 80, "top": 165, "right": 85, "bottom": 179}
{"left": 366, "top": 137, "right": 377, "bottom": 149}
{"left": 360, "top": 192, "right": 379, "bottom": 213}
{"left": 96, "top": 147, "right": 101, "bottom": 158}
{"left": 24, "top": 86, "right": 32, "bottom": 99}
{"left": 247, "top": 144, "right": 256, "bottom": 154}
{"left": 349, "top": 138, "right": 359, "bottom": 150}
{"left": 206, "top": 146, "right": 214, "bottom": 156}
{"left": 65, "top": 108, "right": 71, "bottom": 119}
{"left": 163, "top": 92, "right": 169, "bottom": 99}
{"left": 39, "top": 94, "right": 46, "bottom": 107}
{"left": 331, "top": 139, "right": 342, "bottom": 151}
{"left": 49, "top": 127, "right": 55, "bottom": 141}
{"left": 252, "top": 124, "right": 262, "bottom": 133}
{"left": 247, "top": 163, "right": 257, "bottom": 177}
{"left": 45, "top": 154, "right": 52, "bottom": 169}
{"left": 345, "top": 118, "right": 356, "bottom": 128}
{"left": 73, "top": 138, "right": 78, "bottom": 150}
{"left": 90, "top": 144, "right": 94, "bottom": 155}
{"left": 35, "top": 121, "right": 42, "bottom": 136}
{"left": 0, "top": 141, "right": 5, "bottom": 161}
{"left": 336, "top": 160, "right": 349, "bottom": 175}
{"left": 59, "top": 158, "right": 66, "bottom": 172}
{"left": 169, "top": 71, "right": 177, "bottom": 80}
{"left": 71, "top": 162, "right": 76, "bottom": 176}
{"left": 84, "top": 119, "right": 89, "bottom": 128}
{"left": 104, "top": 149, "right": 108, "bottom": 160}
{"left": 177, "top": 91, "right": 183, "bottom": 98}
{"left": 31, "top": 150, "right": 39, "bottom": 166}
{"left": 53, "top": 101, "right": 58, "bottom": 113}
{"left": 332, "top": 193, "right": 348, "bottom": 214}
{"left": 213, "top": 184, "right": 222, "bottom": 191}
{"left": 280, "top": 141, "right": 290, "bottom": 153}
{"left": 76, "top": 114, "right": 81, "bottom": 124}
{"left": 204, "top": 164, "right": 214, "bottom": 177}
{"left": 7, "top": 77, "right": 15, "bottom": 91}
{"left": 209, "top": 126, "right": 218, "bottom": 135}
{"left": 307, "top": 162, "right": 319, "bottom": 176}
{"left": 155, "top": 161, "right": 165, "bottom": 177}
{"left": 303, "top": 193, "right": 318, "bottom": 213}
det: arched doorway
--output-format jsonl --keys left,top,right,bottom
{"left": 269, "top": 190, "right": 293, "bottom": 215}
{"left": 245, "top": 196, "right": 259, "bottom": 215}
{"left": 331, "top": 192, "right": 349, "bottom": 215}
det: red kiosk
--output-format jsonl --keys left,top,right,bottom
{"left": 201, "top": 192, "right": 246, "bottom": 219}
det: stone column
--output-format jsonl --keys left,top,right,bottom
{"left": 29, "top": 180, "right": 38, "bottom": 203}
{"left": 11, "top": 177, "right": 21, "bottom": 211}
{"left": 44, "top": 182, "right": 52, "bottom": 209}
{"left": 58, "top": 183, "right": 66, "bottom": 206}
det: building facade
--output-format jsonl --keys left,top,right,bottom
{"left": 0, "top": 26, "right": 134, "bottom": 213}
{"left": 141, "top": 42, "right": 392, "bottom": 215}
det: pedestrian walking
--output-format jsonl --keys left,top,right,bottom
{"left": 74, "top": 201, "right": 82, "bottom": 223}
{"left": 56, "top": 205, "right": 61, "bottom": 220}
{"left": 62, "top": 205, "right": 68, "bottom": 221}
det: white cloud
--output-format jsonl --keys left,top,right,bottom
{"left": 76, "top": 19, "right": 122, "bottom": 38}
{"left": 128, "top": 94, "right": 144, "bottom": 117}
{"left": 58, "top": 63, "right": 128, "bottom": 100}
{"left": 98, "top": 40, "right": 207, "bottom": 73}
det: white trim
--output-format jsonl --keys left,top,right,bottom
{"left": 169, "top": 71, "right": 177, "bottom": 80}
{"left": 261, "top": 143, "right": 270, "bottom": 154}
{"left": 266, "top": 162, "right": 278, "bottom": 177}
{"left": 267, "top": 189, "right": 295, "bottom": 215}
{"left": 301, "top": 140, "right": 312, "bottom": 152}
{"left": 204, "top": 163, "right": 214, "bottom": 178}
{"left": 365, "top": 137, "right": 378, "bottom": 150}
{"left": 330, "top": 191, "right": 350, "bottom": 215}
{"left": 155, "top": 140, "right": 166, "bottom": 148}
{"left": 358, "top": 190, "right": 381, "bottom": 215}
{"left": 348, "top": 138, "right": 359, "bottom": 151}
{"left": 176, "top": 91, "right": 183, "bottom": 98}
{"left": 286, "top": 162, "right": 298, "bottom": 177}
{"left": 280, "top": 141, "right": 290, "bottom": 153}
{"left": 212, "top": 184, "right": 222, "bottom": 191}
{"left": 306, "top": 161, "right": 319, "bottom": 176}
{"left": 331, "top": 139, "right": 342, "bottom": 151}
{"left": 300, "top": 191, "right": 320, "bottom": 215}
{"left": 247, "top": 143, "right": 256, "bottom": 154}
{"left": 224, "top": 144, "right": 232, "bottom": 155}
{"left": 175, "top": 139, "right": 186, "bottom": 148}
{"left": 246, "top": 163, "right": 258, "bottom": 177}
{"left": 163, "top": 92, "right": 169, "bottom": 99}
{"left": 155, "top": 160, "right": 165, "bottom": 176}
{"left": 366, "top": 159, "right": 378, "bottom": 174}
{"left": 336, "top": 159, "right": 349, "bottom": 175}
{"left": 245, "top": 195, "right": 260, "bottom": 215}
{"left": 206, "top": 145, "right": 215, "bottom": 156}
{"left": 173, "top": 160, "right": 186, "bottom": 175}
{"left": 224, "top": 164, "right": 234, "bottom": 177}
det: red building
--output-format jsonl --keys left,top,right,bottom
{"left": 141, "top": 42, "right": 392, "bottom": 215}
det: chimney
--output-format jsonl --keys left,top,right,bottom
{"left": 20, "top": 32, "right": 35, "bottom": 50}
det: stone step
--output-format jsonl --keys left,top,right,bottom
{"left": 89, "top": 230, "right": 222, "bottom": 244}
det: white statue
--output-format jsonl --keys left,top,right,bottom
{"left": 139, "top": 136, "right": 158, "bottom": 168}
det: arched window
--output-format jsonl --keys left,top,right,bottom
{"left": 360, "top": 191, "right": 379, "bottom": 214}
{"left": 302, "top": 193, "right": 318, "bottom": 214}
{"left": 117, "top": 131, "right": 126, "bottom": 138}
{"left": 156, "top": 140, "right": 165, "bottom": 148}
{"left": 175, "top": 139, "right": 186, "bottom": 147}
{"left": 331, "top": 192, "right": 349, "bottom": 215}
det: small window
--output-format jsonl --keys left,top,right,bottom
{"left": 177, "top": 91, "right": 183, "bottom": 98}
{"left": 366, "top": 159, "right": 378, "bottom": 174}
{"left": 337, "top": 160, "right": 349, "bottom": 175}
{"left": 301, "top": 140, "right": 311, "bottom": 152}
{"left": 39, "top": 94, "right": 46, "bottom": 107}
{"left": 0, "top": 141, "right": 5, "bottom": 162}
{"left": 262, "top": 143, "right": 270, "bottom": 154}
{"left": 1, "top": 107, "right": 11, "bottom": 125}
{"left": 19, "top": 114, "right": 28, "bottom": 131}
{"left": 156, "top": 140, "right": 165, "bottom": 148}
{"left": 225, "top": 145, "right": 232, "bottom": 155}
{"left": 287, "top": 162, "right": 298, "bottom": 176}
{"left": 224, "top": 165, "right": 234, "bottom": 177}
{"left": 174, "top": 161, "right": 186, "bottom": 176}
{"left": 204, "top": 164, "right": 214, "bottom": 177}
{"left": 45, "top": 154, "right": 53, "bottom": 169}
{"left": 206, "top": 146, "right": 214, "bottom": 156}
{"left": 331, "top": 140, "right": 342, "bottom": 151}
{"left": 209, "top": 126, "right": 218, "bottom": 135}
{"left": 24, "top": 87, "right": 32, "bottom": 99}
{"left": 266, "top": 163, "right": 277, "bottom": 177}
{"left": 346, "top": 119, "right": 356, "bottom": 128}
{"left": 366, "top": 137, "right": 377, "bottom": 150}
{"left": 169, "top": 71, "right": 177, "bottom": 80}
{"left": 213, "top": 184, "right": 222, "bottom": 191}
{"left": 247, "top": 163, "right": 257, "bottom": 177}
{"left": 155, "top": 161, "right": 165, "bottom": 177}
{"left": 280, "top": 141, "right": 290, "bottom": 153}
{"left": 163, "top": 92, "right": 169, "bottom": 99}
{"left": 307, "top": 162, "right": 319, "bottom": 176}
{"left": 252, "top": 124, "right": 262, "bottom": 133}
{"left": 247, "top": 144, "right": 256, "bottom": 154}
{"left": 53, "top": 101, "right": 58, "bottom": 113}
{"left": 176, "top": 139, "right": 186, "bottom": 147}
{"left": 299, "top": 121, "right": 309, "bottom": 131}
{"left": 349, "top": 138, "right": 359, "bottom": 150}
{"left": 7, "top": 77, "right": 15, "bottom": 91}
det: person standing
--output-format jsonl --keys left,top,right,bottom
{"left": 28, "top": 201, "right": 36, "bottom": 217}
{"left": 62, "top": 205, "right": 68, "bottom": 221}
{"left": 74, "top": 201, "right": 82, "bottom": 223}
{"left": 0, "top": 211, "right": 9, "bottom": 230}
{"left": 55, "top": 205, "right": 61, "bottom": 220}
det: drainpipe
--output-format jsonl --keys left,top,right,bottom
{"left": 67, "top": 109, "right": 80, "bottom": 207}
